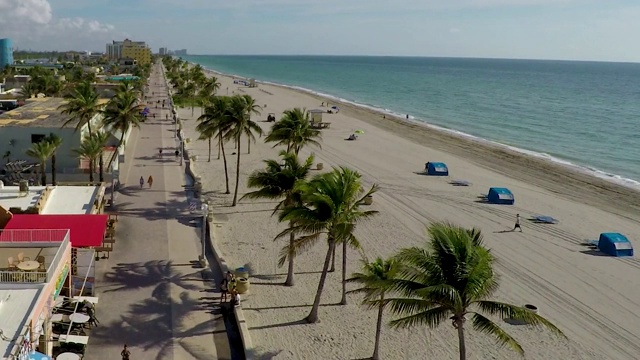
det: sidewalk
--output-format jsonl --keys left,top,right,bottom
{"left": 84, "top": 62, "right": 235, "bottom": 360}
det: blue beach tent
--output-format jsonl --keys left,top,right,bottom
{"left": 487, "top": 187, "right": 514, "bottom": 205}
{"left": 425, "top": 162, "right": 449, "bottom": 176}
{"left": 598, "top": 233, "right": 633, "bottom": 257}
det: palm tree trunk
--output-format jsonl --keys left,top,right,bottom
{"left": 208, "top": 137, "right": 212, "bottom": 162}
{"left": 329, "top": 246, "right": 336, "bottom": 272}
{"left": 306, "top": 239, "right": 335, "bottom": 324}
{"left": 372, "top": 296, "right": 384, "bottom": 360}
{"left": 220, "top": 135, "right": 230, "bottom": 194}
{"left": 247, "top": 135, "right": 251, "bottom": 154}
{"left": 51, "top": 154, "right": 57, "bottom": 186}
{"left": 40, "top": 162, "right": 47, "bottom": 186}
{"left": 457, "top": 319, "right": 466, "bottom": 360}
{"left": 284, "top": 228, "right": 295, "bottom": 287}
{"left": 217, "top": 139, "right": 221, "bottom": 160}
{"left": 232, "top": 138, "right": 241, "bottom": 206}
{"left": 88, "top": 159, "right": 94, "bottom": 183}
{"left": 98, "top": 153, "right": 104, "bottom": 182}
{"left": 340, "top": 239, "right": 348, "bottom": 305}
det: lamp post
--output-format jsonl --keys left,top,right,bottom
{"left": 199, "top": 203, "right": 209, "bottom": 267}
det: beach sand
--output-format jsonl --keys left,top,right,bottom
{"left": 178, "top": 71, "right": 640, "bottom": 360}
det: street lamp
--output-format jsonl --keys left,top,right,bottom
{"left": 199, "top": 203, "right": 209, "bottom": 267}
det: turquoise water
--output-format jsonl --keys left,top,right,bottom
{"left": 182, "top": 55, "right": 640, "bottom": 188}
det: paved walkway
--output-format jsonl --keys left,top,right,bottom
{"left": 85, "top": 62, "right": 238, "bottom": 360}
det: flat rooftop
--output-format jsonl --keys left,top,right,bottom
{"left": 0, "top": 97, "right": 108, "bottom": 128}
{"left": 41, "top": 185, "right": 102, "bottom": 214}
{"left": 0, "top": 288, "right": 43, "bottom": 359}
{"left": 0, "top": 245, "right": 58, "bottom": 271}
{"left": 0, "top": 186, "right": 46, "bottom": 210}
{"left": 0, "top": 185, "right": 101, "bottom": 214}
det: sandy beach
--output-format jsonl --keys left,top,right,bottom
{"left": 177, "top": 70, "right": 640, "bottom": 359}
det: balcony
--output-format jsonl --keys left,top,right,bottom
{"left": 0, "top": 229, "right": 70, "bottom": 284}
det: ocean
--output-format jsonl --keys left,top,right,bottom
{"left": 181, "top": 55, "right": 640, "bottom": 188}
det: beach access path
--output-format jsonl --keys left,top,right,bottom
{"left": 84, "top": 62, "right": 237, "bottom": 360}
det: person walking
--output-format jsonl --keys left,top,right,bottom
{"left": 513, "top": 213, "right": 522, "bottom": 232}
{"left": 139, "top": 176, "right": 144, "bottom": 188}
{"left": 147, "top": 175, "right": 154, "bottom": 188}
{"left": 121, "top": 344, "right": 131, "bottom": 360}
{"left": 220, "top": 278, "right": 229, "bottom": 304}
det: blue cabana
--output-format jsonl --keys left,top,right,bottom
{"left": 598, "top": 233, "right": 633, "bottom": 257}
{"left": 425, "top": 162, "right": 449, "bottom": 176}
{"left": 487, "top": 187, "right": 514, "bottom": 205}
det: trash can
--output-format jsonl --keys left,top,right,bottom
{"left": 317, "top": 163, "right": 323, "bottom": 170}
{"left": 236, "top": 277, "right": 250, "bottom": 294}
{"left": 364, "top": 195, "right": 373, "bottom": 205}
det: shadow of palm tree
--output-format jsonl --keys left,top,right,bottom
{"left": 102, "top": 260, "right": 201, "bottom": 293}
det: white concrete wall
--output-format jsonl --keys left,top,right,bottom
{"left": 0, "top": 126, "right": 82, "bottom": 171}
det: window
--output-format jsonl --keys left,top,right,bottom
{"left": 31, "top": 134, "right": 46, "bottom": 143}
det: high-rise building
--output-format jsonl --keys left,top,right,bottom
{"left": 173, "top": 49, "right": 188, "bottom": 56}
{"left": 0, "top": 38, "right": 14, "bottom": 68}
{"left": 121, "top": 39, "right": 151, "bottom": 65}
{"left": 159, "top": 47, "right": 167, "bottom": 56}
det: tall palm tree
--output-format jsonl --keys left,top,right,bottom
{"left": 226, "top": 95, "right": 263, "bottom": 206}
{"left": 383, "top": 222, "right": 565, "bottom": 360}
{"left": 265, "top": 108, "right": 322, "bottom": 155}
{"left": 197, "top": 96, "right": 232, "bottom": 193}
{"left": 101, "top": 90, "right": 144, "bottom": 149}
{"left": 58, "top": 80, "right": 100, "bottom": 136}
{"left": 45, "top": 133, "right": 63, "bottom": 185}
{"left": 26, "top": 141, "right": 56, "bottom": 186}
{"left": 73, "top": 134, "right": 103, "bottom": 183}
{"left": 240, "top": 94, "right": 262, "bottom": 154}
{"left": 277, "top": 167, "right": 378, "bottom": 322}
{"left": 242, "top": 151, "right": 314, "bottom": 286}
{"left": 347, "top": 257, "right": 398, "bottom": 360}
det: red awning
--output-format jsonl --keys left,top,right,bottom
{"left": 1, "top": 214, "right": 107, "bottom": 247}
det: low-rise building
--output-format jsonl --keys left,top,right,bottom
{"left": 0, "top": 97, "right": 129, "bottom": 185}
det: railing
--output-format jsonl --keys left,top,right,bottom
{"left": 0, "top": 229, "right": 69, "bottom": 243}
{"left": 0, "top": 270, "right": 47, "bottom": 283}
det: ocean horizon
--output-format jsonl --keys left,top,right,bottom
{"left": 182, "top": 55, "right": 640, "bottom": 189}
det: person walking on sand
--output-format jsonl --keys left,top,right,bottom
{"left": 139, "top": 176, "right": 144, "bottom": 188}
{"left": 147, "top": 175, "right": 154, "bottom": 188}
{"left": 513, "top": 213, "right": 522, "bottom": 232}
{"left": 220, "top": 278, "right": 229, "bottom": 304}
{"left": 121, "top": 344, "right": 131, "bottom": 360}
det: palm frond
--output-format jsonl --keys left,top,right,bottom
{"left": 471, "top": 313, "right": 524, "bottom": 355}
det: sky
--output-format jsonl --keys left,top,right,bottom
{"left": 1, "top": 0, "right": 639, "bottom": 62}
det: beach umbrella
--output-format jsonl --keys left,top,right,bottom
{"left": 29, "top": 351, "right": 51, "bottom": 360}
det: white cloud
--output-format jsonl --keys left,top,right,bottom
{"left": 0, "top": 0, "right": 121, "bottom": 51}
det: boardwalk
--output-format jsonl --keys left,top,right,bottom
{"left": 85, "top": 62, "right": 239, "bottom": 360}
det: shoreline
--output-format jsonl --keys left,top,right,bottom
{"left": 197, "top": 65, "right": 640, "bottom": 219}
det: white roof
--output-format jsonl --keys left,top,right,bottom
{"left": 41, "top": 186, "right": 101, "bottom": 214}
{"left": 0, "top": 288, "right": 43, "bottom": 359}
{"left": 0, "top": 187, "right": 46, "bottom": 211}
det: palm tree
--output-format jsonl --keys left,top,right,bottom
{"left": 73, "top": 134, "right": 103, "bottom": 183}
{"left": 26, "top": 141, "right": 56, "bottom": 186}
{"left": 242, "top": 151, "right": 314, "bottom": 286}
{"left": 197, "top": 96, "right": 232, "bottom": 193}
{"left": 383, "top": 222, "right": 565, "bottom": 360}
{"left": 58, "top": 80, "right": 100, "bottom": 136}
{"left": 102, "top": 90, "right": 144, "bottom": 149}
{"left": 277, "top": 167, "right": 378, "bottom": 322}
{"left": 347, "top": 257, "right": 398, "bottom": 360}
{"left": 265, "top": 108, "right": 322, "bottom": 155}
{"left": 240, "top": 94, "right": 262, "bottom": 154}
{"left": 45, "top": 133, "right": 63, "bottom": 185}
{"left": 92, "top": 132, "right": 110, "bottom": 182}
{"left": 17, "top": 82, "right": 38, "bottom": 100}
{"left": 225, "top": 95, "right": 264, "bottom": 206}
